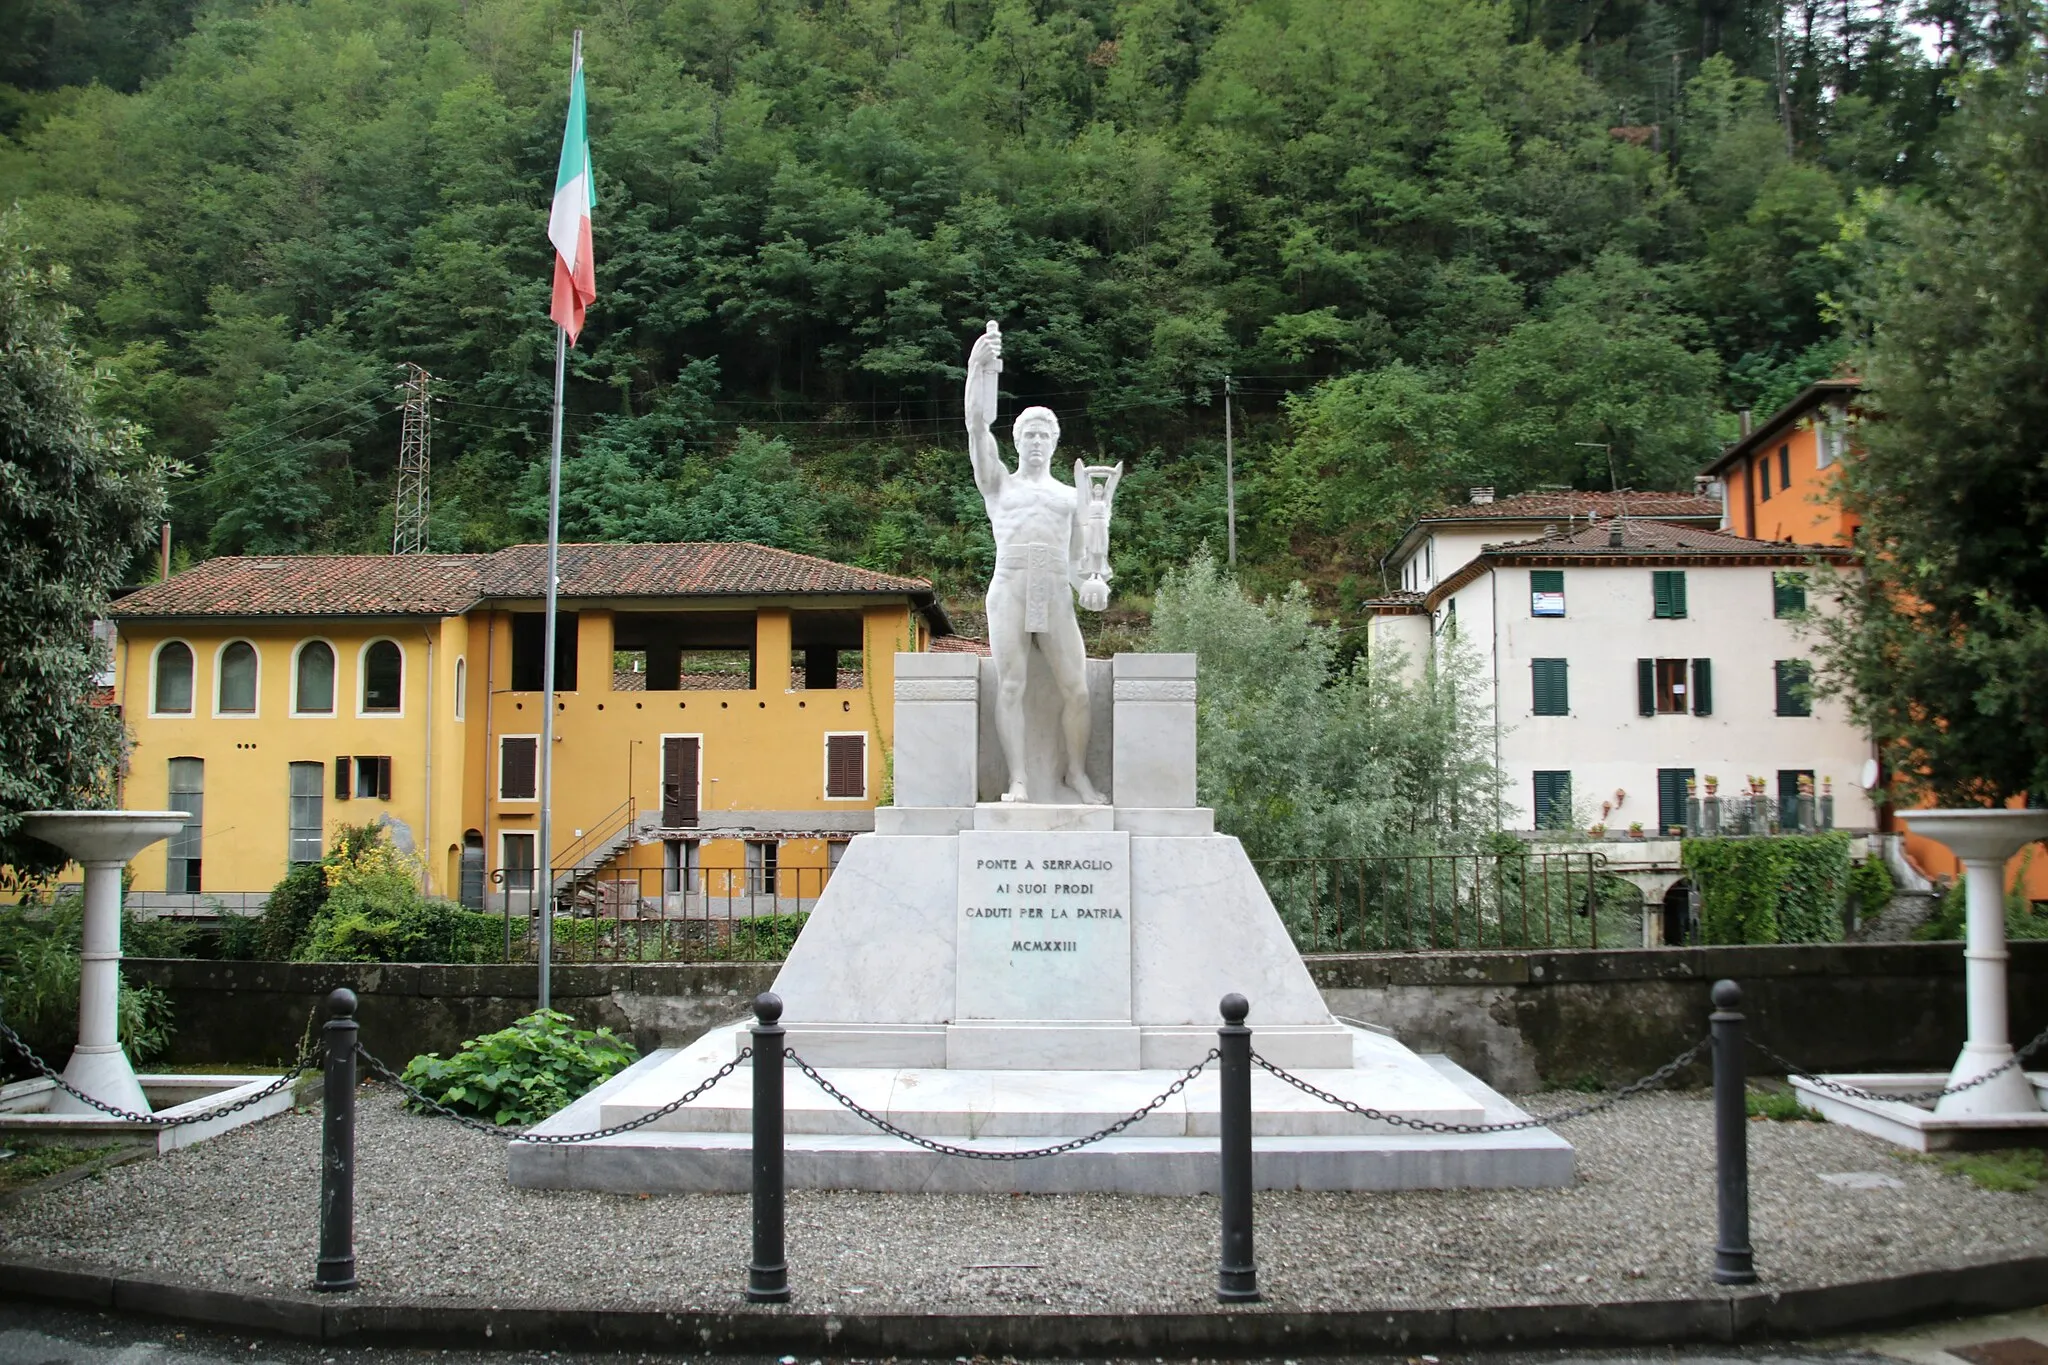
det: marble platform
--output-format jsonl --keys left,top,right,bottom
{"left": 509, "top": 1025, "right": 1574, "bottom": 1194}
{"left": 1790, "top": 1071, "right": 2048, "bottom": 1152}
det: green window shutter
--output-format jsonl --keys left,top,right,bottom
{"left": 1533, "top": 771, "right": 1571, "bottom": 828}
{"left": 1657, "top": 768, "right": 1695, "bottom": 834}
{"left": 1776, "top": 660, "right": 1813, "bottom": 716}
{"left": 1691, "top": 659, "right": 1713, "bottom": 715}
{"left": 1637, "top": 658, "right": 1656, "bottom": 716}
{"left": 1532, "top": 659, "right": 1568, "bottom": 715}
{"left": 1652, "top": 571, "right": 1688, "bottom": 618}
{"left": 1773, "top": 572, "right": 1807, "bottom": 617}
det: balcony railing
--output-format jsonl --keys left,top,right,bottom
{"left": 1682, "top": 793, "right": 1834, "bottom": 838}
{"left": 491, "top": 864, "right": 828, "bottom": 963}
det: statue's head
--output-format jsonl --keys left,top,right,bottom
{"left": 1012, "top": 406, "right": 1060, "bottom": 474}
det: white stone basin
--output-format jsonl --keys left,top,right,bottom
{"left": 21, "top": 810, "right": 190, "bottom": 863}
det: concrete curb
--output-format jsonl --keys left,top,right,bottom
{"left": 5, "top": 1253, "right": 2047, "bottom": 1353}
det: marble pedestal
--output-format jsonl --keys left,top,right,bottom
{"left": 517, "top": 650, "right": 1572, "bottom": 1192}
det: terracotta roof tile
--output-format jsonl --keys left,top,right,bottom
{"left": 477, "top": 542, "right": 931, "bottom": 599}
{"left": 929, "top": 634, "right": 992, "bottom": 655}
{"left": 113, "top": 543, "right": 936, "bottom": 619}
{"left": 1424, "top": 491, "right": 1722, "bottom": 522}
{"left": 1487, "top": 521, "right": 1847, "bottom": 555}
{"left": 111, "top": 555, "right": 483, "bottom": 619}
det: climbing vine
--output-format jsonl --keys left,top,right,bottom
{"left": 1682, "top": 833, "right": 1853, "bottom": 945}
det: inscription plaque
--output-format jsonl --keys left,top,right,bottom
{"left": 955, "top": 830, "right": 1132, "bottom": 1021}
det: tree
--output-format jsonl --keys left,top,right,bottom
{"left": 1815, "top": 61, "right": 2048, "bottom": 803}
{"left": 1147, "top": 550, "right": 1501, "bottom": 862}
{"left": 0, "top": 211, "right": 168, "bottom": 878}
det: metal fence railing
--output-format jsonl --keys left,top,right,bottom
{"left": 1251, "top": 851, "right": 1634, "bottom": 952}
{"left": 487, "top": 864, "right": 827, "bottom": 964}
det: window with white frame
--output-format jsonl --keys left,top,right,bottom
{"left": 154, "top": 641, "right": 194, "bottom": 715}
{"left": 217, "top": 640, "right": 258, "bottom": 715}
{"left": 294, "top": 640, "right": 336, "bottom": 714}
{"left": 361, "top": 639, "right": 403, "bottom": 714}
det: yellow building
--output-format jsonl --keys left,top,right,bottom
{"left": 105, "top": 543, "right": 949, "bottom": 913}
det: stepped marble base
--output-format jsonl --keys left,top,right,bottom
{"left": 1790, "top": 1072, "right": 2048, "bottom": 1152}
{"left": 0, "top": 1073, "right": 297, "bottom": 1153}
{"left": 509, "top": 1022, "right": 1573, "bottom": 1193}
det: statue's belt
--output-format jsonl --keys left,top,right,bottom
{"left": 992, "top": 543, "right": 1068, "bottom": 631}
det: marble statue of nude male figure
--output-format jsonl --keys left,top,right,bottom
{"left": 964, "top": 320, "right": 1110, "bottom": 805}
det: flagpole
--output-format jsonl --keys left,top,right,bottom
{"left": 536, "top": 28, "right": 580, "bottom": 1012}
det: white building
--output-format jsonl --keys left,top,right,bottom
{"left": 1385, "top": 488, "right": 1722, "bottom": 595}
{"left": 1370, "top": 513, "right": 1876, "bottom": 836}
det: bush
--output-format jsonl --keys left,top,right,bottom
{"left": 1914, "top": 857, "right": 2048, "bottom": 942}
{"left": 291, "top": 829, "right": 501, "bottom": 964}
{"left": 1682, "top": 833, "right": 1851, "bottom": 944}
{"left": 0, "top": 898, "right": 174, "bottom": 1078}
{"left": 255, "top": 821, "right": 386, "bottom": 959}
{"left": 1846, "top": 856, "right": 1895, "bottom": 921}
{"left": 719, "top": 912, "right": 807, "bottom": 960}
{"left": 398, "top": 1009, "right": 639, "bottom": 1126}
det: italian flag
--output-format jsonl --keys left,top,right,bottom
{"left": 548, "top": 48, "right": 596, "bottom": 343}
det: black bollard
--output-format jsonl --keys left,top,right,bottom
{"left": 1216, "top": 992, "right": 1260, "bottom": 1303}
{"left": 746, "top": 991, "right": 790, "bottom": 1304}
{"left": 1710, "top": 979, "right": 1757, "bottom": 1285}
{"left": 315, "top": 987, "right": 359, "bottom": 1293}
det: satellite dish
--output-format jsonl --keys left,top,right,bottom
{"left": 1860, "top": 758, "right": 1881, "bottom": 790}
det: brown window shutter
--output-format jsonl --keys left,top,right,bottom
{"left": 335, "top": 756, "right": 352, "bottom": 800}
{"left": 663, "top": 736, "right": 700, "bottom": 827}
{"left": 827, "top": 734, "right": 865, "bottom": 798}
{"left": 377, "top": 756, "right": 392, "bottom": 802}
{"left": 501, "top": 737, "right": 537, "bottom": 800}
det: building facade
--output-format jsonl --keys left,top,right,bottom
{"left": 105, "top": 543, "right": 947, "bottom": 911}
{"left": 1371, "top": 517, "right": 1874, "bottom": 835}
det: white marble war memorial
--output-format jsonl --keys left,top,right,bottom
{"left": 515, "top": 323, "right": 1570, "bottom": 1193}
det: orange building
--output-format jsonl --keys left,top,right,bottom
{"left": 1703, "top": 377, "right": 1861, "bottom": 547}
{"left": 1702, "top": 378, "right": 2044, "bottom": 900}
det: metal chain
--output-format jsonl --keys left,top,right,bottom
{"left": 786, "top": 1047, "right": 1220, "bottom": 1160}
{"left": 1749, "top": 1018, "right": 2048, "bottom": 1107}
{"left": 1253, "top": 1036, "right": 1712, "bottom": 1134}
{"left": 354, "top": 1043, "right": 751, "bottom": 1143}
{"left": 0, "top": 1015, "right": 314, "bottom": 1128}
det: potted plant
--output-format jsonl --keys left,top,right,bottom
{"left": 1685, "top": 776, "right": 1698, "bottom": 796}
{"left": 1704, "top": 776, "right": 1719, "bottom": 796}
{"left": 1628, "top": 821, "right": 1646, "bottom": 839}
{"left": 1587, "top": 823, "right": 1606, "bottom": 838}
{"left": 1748, "top": 775, "right": 1767, "bottom": 795}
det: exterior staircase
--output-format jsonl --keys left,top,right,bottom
{"left": 551, "top": 799, "right": 641, "bottom": 910}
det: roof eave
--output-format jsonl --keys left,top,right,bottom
{"left": 1704, "top": 377, "right": 1864, "bottom": 476}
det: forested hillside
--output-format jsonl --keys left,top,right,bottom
{"left": 0, "top": 0, "right": 2011, "bottom": 607}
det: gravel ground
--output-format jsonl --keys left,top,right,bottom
{"left": 1, "top": 1086, "right": 2043, "bottom": 1313}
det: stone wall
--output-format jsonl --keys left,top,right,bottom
{"left": 123, "top": 941, "right": 2048, "bottom": 1090}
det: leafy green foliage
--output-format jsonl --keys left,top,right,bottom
{"left": 1846, "top": 856, "right": 1895, "bottom": 921}
{"left": 1815, "top": 59, "right": 2048, "bottom": 804}
{"left": 0, "top": 211, "right": 169, "bottom": 879}
{"left": 0, "top": 897, "right": 174, "bottom": 1078}
{"left": 1681, "top": 832, "right": 1851, "bottom": 944}
{"left": 1148, "top": 549, "right": 1501, "bottom": 864}
{"left": 0, "top": 0, "right": 1982, "bottom": 597}
{"left": 1746, "top": 1087, "right": 1822, "bottom": 1121}
{"left": 1913, "top": 859, "right": 2048, "bottom": 943}
{"left": 398, "top": 1009, "right": 639, "bottom": 1126}
{"left": 297, "top": 833, "right": 501, "bottom": 964}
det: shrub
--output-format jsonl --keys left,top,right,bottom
{"left": 1846, "top": 856, "right": 1895, "bottom": 921}
{"left": 719, "top": 912, "right": 807, "bottom": 961}
{"left": 0, "top": 899, "right": 174, "bottom": 1077}
{"left": 293, "top": 831, "right": 501, "bottom": 964}
{"left": 398, "top": 1009, "right": 639, "bottom": 1126}
{"left": 255, "top": 821, "right": 387, "bottom": 959}
{"left": 1914, "top": 855, "right": 2048, "bottom": 942}
{"left": 1682, "top": 833, "right": 1851, "bottom": 944}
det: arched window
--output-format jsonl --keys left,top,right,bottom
{"left": 362, "top": 640, "right": 403, "bottom": 713}
{"left": 295, "top": 641, "right": 336, "bottom": 715}
{"left": 154, "top": 642, "right": 194, "bottom": 715}
{"left": 453, "top": 656, "right": 467, "bottom": 720}
{"left": 217, "top": 641, "right": 258, "bottom": 714}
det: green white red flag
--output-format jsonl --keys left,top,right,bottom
{"left": 548, "top": 49, "right": 596, "bottom": 342}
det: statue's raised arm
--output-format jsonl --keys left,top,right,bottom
{"left": 963, "top": 321, "right": 1006, "bottom": 501}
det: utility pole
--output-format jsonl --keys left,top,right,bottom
{"left": 392, "top": 363, "right": 432, "bottom": 553}
{"left": 1223, "top": 374, "right": 1236, "bottom": 568}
